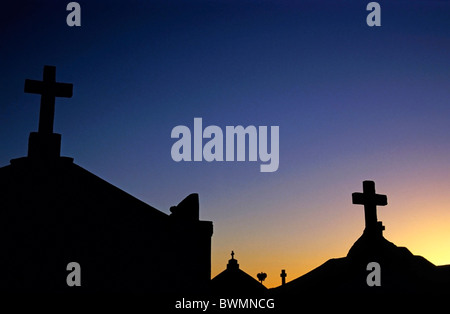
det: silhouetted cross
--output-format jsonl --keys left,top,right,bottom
{"left": 352, "top": 181, "right": 387, "bottom": 233}
{"left": 24, "top": 66, "right": 73, "bottom": 134}
{"left": 231, "top": 251, "right": 235, "bottom": 259}
{"left": 280, "top": 269, "right": 287, "bottom": 285}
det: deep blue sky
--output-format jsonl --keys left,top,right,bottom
{"left": 1, "top": 0, "right": 449, "bottom": 287}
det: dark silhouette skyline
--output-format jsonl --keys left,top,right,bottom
{"left": 1, "top": 2, "right": 449, "bottom": 289}
{"left": 0, "top": 66, "right": 449, "bottom": 299}
{"left": 1, "top": 2, "right": 450, "bottom": 304}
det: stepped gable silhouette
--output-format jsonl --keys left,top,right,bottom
{"left": 211, "top": 251, "right": 267, "bottom": 295}
{"left": 0, "top": 65, "right": 213, "bottom": 292}
{"left": 271, "top": 180, "right": 450, "bottom": 295}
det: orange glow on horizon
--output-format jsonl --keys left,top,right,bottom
{"left": 211, "top": 178, "right": 450, "bottom": 289}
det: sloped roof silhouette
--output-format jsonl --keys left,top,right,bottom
{"left": 0, "top": 65, "right": 213, "bottom": 293}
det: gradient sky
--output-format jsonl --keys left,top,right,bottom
{"left": 1, "top": 0, "right": 449, "bottom": 288}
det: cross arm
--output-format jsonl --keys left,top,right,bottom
{"left": 24, "top": 80, "right": 73, "bottom": 98}
{"left": 24, "top": 79, "right": 44, "bottom": 94}
{"left": 352, "top": 192, "right": 387, "bottom": 206}
{"left": 54, "top": 83, "right": 73, "bottom": 98}
{"left": 352, "top": 192, "right": 365, "bottom": 205}
{"left": 375, "top": 194, "right": 387, "bottom": 206}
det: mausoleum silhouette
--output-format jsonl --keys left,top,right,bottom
{"left": 0, "top": 66, "right": 213, "bottom": 292}
{"left": 211, "top": 251, "right": 267, "bottom": 295}
{"left": 272, "top": 181, "right": 450, "bottom": 295}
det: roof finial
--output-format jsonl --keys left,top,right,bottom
{"left": 24, "top": 65, "right": 73, "bottom": 134}
{"left": 24, "top": 66, "right": 73, "bottom": 160}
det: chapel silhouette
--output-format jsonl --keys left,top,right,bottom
{"left": 0, "top": 66, "right": 213, "bottom": 292}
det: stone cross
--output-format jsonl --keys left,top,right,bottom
{"left": 352, "top": 180, "right": 387, "bottom": 236}
{"left": 24, "top": 65, "right": 73, "bottom": 134}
